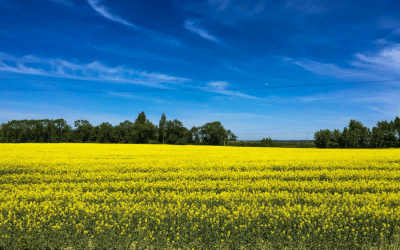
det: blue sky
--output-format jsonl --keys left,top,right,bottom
{"left": 0, "top": 0, "right": 399, "bottom": 140}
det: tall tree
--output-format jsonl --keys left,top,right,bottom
{"left": 158, "top": 113, "right": 167, "bottom": 144}
{"left": 74, "top": 120, "right": 93, "bottom": 143}
{"left": 330, "top": 129, "right": 341, "bottom": 148}
{"left": 346, "top": 120, "right": 371, "bottom": 148}
{"left": 165, "top": 119, "right": 188, "bottom": 144}
{"left": 394, "top": 116, "right": 400, "bottom": 147}
{"left": 97, "top": 122, "right": 114, "bottom": 143}
{"left": 133, "top": 112, "right": 157, "bottom": 143}
{"left": 114, "top": 120, "right": 137, "bottom": 143}
{"left": 372, "top": 120, "right": 396, "bottom": 148}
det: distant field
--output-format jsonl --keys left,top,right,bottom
{"left": 227, "top": 140, "right": 316, "bottom": 148}
{"left": 1, "top": 144, "right": 400, "bottom": 249}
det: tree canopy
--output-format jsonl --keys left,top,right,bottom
{"left": 0, "top": 112, "right": 237, "bottom": 146}
{"left": 314, "top": 117, "right": 400, "bottom": 148}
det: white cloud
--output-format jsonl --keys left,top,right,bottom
{"left": 203, "top": 81, "right": 259, "bottom": 99}
{"left": 184, "top": 19, "right": 220, "bottom": 43}
{"left": 0, "top": 53, "right": 191, "bottom": 89}
{"left": 87, "top": 0, "right": 136, "bottom": 28}
{"left": 291, "top": 43, "right": 400, "bottom": 82}
{"left": 351, "top": 45, "right": 400, "bottom": 71}
{"left": 295, "top": 94, "right": 329, "bottom": 103}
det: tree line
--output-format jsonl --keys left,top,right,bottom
{"left": 314, "top": 117, "right": 400, "bottom": 148}
{"left": 0, "top": 112, "right": 238, "bottom": 145}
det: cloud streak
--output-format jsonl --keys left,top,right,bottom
{"left": 291, "top": 43, "right": 400, "bottom": 82}
{"left": 184, "top": 19, "right": 220, "bottom": 43}
{"left": 87, "top": 0, "right": 137, "bottom": 28}
{"left": 202, "top": 81, "right": 258, "bottom": 99}
{"left": 0, "top": 53, "right": 191, "bottom": 88}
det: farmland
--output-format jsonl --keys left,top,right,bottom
{"left": 1, "top": 144, "right": 400, "bottom": 249}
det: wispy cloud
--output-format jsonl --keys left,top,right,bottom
{"left": 377, "top": 16, "right": 400, "bottom": 35}
{"left": 87, "top": 0, "right": 137, "bottom": 28}
{"left": 107, "top": 92, "right": 167, "bottom": 104}
{"left": 0, "top": 53, "right": 191, "bottom": 88}
{"left": 291, "top": 43, "right": 400, "bottom": 82}
{"left": 208, "top": 0, "right": 231, "bottom": 11}
{"left": 202, "top": 81, "right": 259, "bottom": 99}
{"left": 184, "top": 19, "right": 220, "bottom": 43}
{"left": 351, "top": 44, "right": 400, "bottom": 71}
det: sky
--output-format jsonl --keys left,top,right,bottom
{"left": 0, "top": 0, "right": 399, "bottom": 140}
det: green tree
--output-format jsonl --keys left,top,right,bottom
{"left": 97, "top": 122, "right": 114, "bottom": 143}
{"left": 199, "top": 121, "right": 228, "bottom": 145}
{"left": 185, "top": 126, "right": 200, "bottom": 144}
{"left": 74, "top": 120, "right": 93, "bottom": 143}
{"left": 314, "top": 129, "right": 332, "bottom": 148}
{"left": 227, "top": 130, "right": 237, "bottom": 141}
{"left": 260, "top": 137, "right": 274, "bottom": 147}
{"left": 394, "top": 116, "right": 400, "bottom": 147}
{"left": 0, "top": 123, "right": 4, "bottom": 143}
{"left": 133, "top": 112, "right": 157, "bottom": 143}
{"left": 165, "top": 119, "right": 188, "bottom": 144}
{"left": 330, "top": 129, "right": 341, "bottom": 148}
{"left": 339, "top": 127, "right": 348, "bottom": 148}
{"left": 344, "top": 120, "right": 371, "bottom": 148}
{"left": 158, "top": 113, "right": 167, "bottom": 144}
{"left": 52, "top": 119, "right": 72, "bottom": 142}
{"left": 372, "top": 120, "right": 396, "bottom": 148}
{"left": 113, "top": 120, "right": 137, "bottom": 143}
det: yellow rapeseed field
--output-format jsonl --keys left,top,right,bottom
{"left": 1, "top": 144, "right": 400, "bottom": 250}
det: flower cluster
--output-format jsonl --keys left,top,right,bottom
{"left": 0, "top": 144, "right": 400, "bottom": 249}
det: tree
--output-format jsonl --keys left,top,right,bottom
{"left": 158, "top": 113, "right": 167, "bottom": 144}
{"left": 227, "top": 130, "right": 237, "bottom": 141}
{"left": 314, "top": 129, "right": 332, "bottom": 148}
{"left": 165, "top": 119, "right": 188, "bottom": 144}
{"left": 394, "top": 116, "right": 400, "bottom": 147}
{"left": 52, "top": 119, "right": 71, "bottom": 142}
{"left": 0, "top": 123, "right": 4, "bottom": 143}
{"left": 114, "top": 120, "right": 137, "bottom": 143}
{"left": 260, "top": 137, "right": 274, "bottom": 147}
{"left": 74, "top": 120, "right": 93, "bottom": 143}
{"left": 185, "top": 126, "right": 200, "bottom": 145}
{"left": 133, "top": 112, "right": 157, "bottom": 143}
{"left": 372, "top": 120, "right": 396, "bottom": 148}
{"left": 330, "top": 129, "right": 341, "bottom": 148}
{"left": 342, "top": 120, "right": 371, "bottom": 148}
{"left": 199, "top": 121, "right": 228, "bottom": 145}
{"left": 97, "top": 122, "right": 114, "bottom": 143}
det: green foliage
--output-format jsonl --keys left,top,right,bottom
{"left": 199, "top": 121, "right": 228, "bottom": 145}
{"left": 165, "top": 119, "right": 188, "bottom": 144}
{"left": 314, "top": 129, "right": 332, "bottom": 148}
{"left": 315, "top": 117, "right": 400, "bottom": 149}
{"left": 0, "top": 113, "right": 239, "bottom": 146}
{"left": 227, "top": 129, "right": 237, "bottom": 141}
{"left": 133, "top": 112, "right": 158, "bottom": 143}
{"left": 158, "top": 113, "right": 167, "bottom": 143}
{"left": 260, "top": 137, "right": 274, "bottom": 147}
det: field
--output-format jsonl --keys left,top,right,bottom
{"left": 1, "top": 144, "right": 400, "bottom": 250}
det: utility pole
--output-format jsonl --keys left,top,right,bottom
{"left": 307, "top": 132, "right": 308, "bottom": 143}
